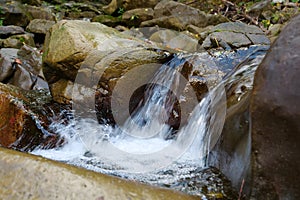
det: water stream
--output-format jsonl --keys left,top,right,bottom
{"left": 32, "top": 45, "right": 268, "bottom": 199}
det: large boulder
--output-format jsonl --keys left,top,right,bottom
{"left": 42, "top": 20, "right": 150, "bottom": 82}
{"left": 250, "top": 14, "right": 300, "bottom": 199}
{"left": 0, "top": 147, "right": 198, "bottom": 200}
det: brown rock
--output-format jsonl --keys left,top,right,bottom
{"left": 250, "top": 14, "right": 300, "bottom": 199}
{"left": 0, "top": 83, "right": 61, "bottom": 150}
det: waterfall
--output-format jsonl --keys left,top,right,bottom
{"left": 32, "top": 45, "right": 268, "bottom": 197}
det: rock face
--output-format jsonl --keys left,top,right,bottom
{"left": 0, "top": 147, "right": 198, "bottom": 200}
{"left": 250, "top": 14, "right": 300, "bottom": 199}
{"left": 0, "top": 83, "right": 61, "bottom": 150}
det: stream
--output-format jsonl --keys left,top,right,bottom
{"left": 32, "top": 45, "right": 268, "bottom": 199}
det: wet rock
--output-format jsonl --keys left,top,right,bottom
{"left": 103, "top": 0, "right": 158, "bottom": 15}
{"left": 43, "top": 20, "right": 151, "bottom": 82}
{"left": 0, "top": 147, "right": 198, "bottom": 200}
{"left": 250, "top": 14, "right": 300, "bottom": 199}
{"left": 202, "top": 22, "right": 270, "bottom": 49}
{"left": 0, "top": 25, "right": 25, "bottom": 38}
{"left": 0, "top": 83, "right": 60, "bottom": 150}
{"left": 207, "top": 46, "right": 268, "bottom": 197}
{"left": 26, "top": 19, "right": 56, "bottom": 35}
{"left": 50, "top": 79, "right": 76, "bottom": 104}
{"left": 122, "top": 8, "right": 154, "bottom": 27}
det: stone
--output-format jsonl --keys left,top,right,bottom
{"left": 24, "top": 5, "right": 55, "bottom": 21}
{"left": 103, "top": 0, "right": 158, "bottom": 15}
{"left": 140, "top": 16, "right": 187, "bottom": 30}
{"left": 0, "top": 83, "right": 60, "bottom": 150}
{"left": 2, "top": 34, "right": 35, "bottom": 48}
{"left": 0, "top": 25, "right": 25, "bottom": 38}
{"left": 91, "top": 15, "right": 122, "bottom": 27}
{"left": 0, "top": 147, "right": 198, "bottom": 200}
{"left": 207, "top": 46, "right": 268, "bottom": 197}
{"left": 149, "top": 29, "right": 202, "bottom": 52}
{"left": 50, "top": 79, "right": 75, "bottom": 104}
{"left": 250, "top": 14, "right": 300, "bottom": 199}
{"left": 0, "top": 1, "right": 30, "bottom": 27}
{"left": 122, "top": 8, "right": 154, "bottom": 27}
{"left": 26, "top": 19, "right": 56, "bottom": 34}
{"left": 0, "top": 48, "right": 18, "bottom": 82}
{"left": 202, "top": 31, "right": 252, "bottom": 49}
{"left": 202, "top": 22, "right": 270, "bottom": 49}
{"left": 43, "top": 20, "right": 151, "bottom": 82}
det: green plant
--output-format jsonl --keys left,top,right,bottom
{"left": 130, "top": 14, "right": 139, "bottom": 21}
{"left": 0, "top": 18, "right": 4, "bottom": 26}
{"left": 117, "top": 7, "right": 124, "bottom": 15}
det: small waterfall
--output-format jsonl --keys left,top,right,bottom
{"left": 32, "top": 45, "right": 268, "bottom": 198}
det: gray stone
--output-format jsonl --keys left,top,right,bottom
{"left": 0, "top": 25, "right": 25, "bottom": 38}
{"left": 211, "top": 22, "right": 264, "bottom": 34}
{"left": 246, "top": 33, "right": 270, "bottom": 45}
{"left": 202, "top": 31, "right": 252, "bottom": 49}
{"left": 0, "top": 48, "right": 18, "bottom": 82}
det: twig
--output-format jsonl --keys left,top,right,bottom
{"left": 238, "top": 178, "right": 245, "bottom": 200}
{"left": 222, "top": 0, "right": 259, "bottom": 25}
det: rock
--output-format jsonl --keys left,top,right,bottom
{"left": 26, "top": 19, "right": 56, "bottom": 35}
{"left": 149, "top": 29, "right": 202, "bottom": 52}
{"left": 0, "top": 2, "right": 54, "bottom": 27}
{"left": 250, "top": 14, "right": 300, "bottom": 199}
{"left": 122, "top": 8, "right": 154, "bottom": 27}
{"left": 43, "top": 20, "right": 150, "bottom": 82}
{"left": 24, "top": 5, "right": 55, "bottom": 21}
{"left": 91, "top": 15, "right": 122, "bottom": 27}
{"left": 2, "top": 34, "right": 35, "bottom": 49}
{"left": 0, "top": 25, "right": 25, "bottom": 38}
{"left": 140, "top": 16, "right": 188, "bottom": 31}
{"left": 0, "top": 45, "right": 48, "bottom": 90}
{"left": 0, "top": 48, "right": 18, "bottom": 82}
{"left": 207, "top": 46, "right": 268, "bottom": 196}
{"left": 202, "top": 22, "right": 270, "bottom": 49}
{"left": 50, "top": 79, "right": 76, "bottom": 104}
{"left": 0, "top": 1, "right": 30, "bottom": 27}
{"left": 21, "top": 0, "right": 41, "bottom": 6}
{"left": 0, "top": 83, "right": 61, "bottom": 150}
{"left": 0, "top": 147, "right": 198, "bottom": 200}
{"left": 103, "top": 0, "right": 158, "bottom": 15}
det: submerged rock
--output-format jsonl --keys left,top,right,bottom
{"left": 250, "top": 14, "right": 300, "bottom": 199}
{"left": 0, "top": 147, "right": 198, "bottom": 200}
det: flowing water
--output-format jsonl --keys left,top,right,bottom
{"left": 32, "top": 45, "right": 268, "bottom": 199}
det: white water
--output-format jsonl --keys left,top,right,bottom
{"left": 32, "top": 46, "right": 267, "bottom": 198}
{"left": 33, "top": 53, "right": 225, "bottom": 173}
